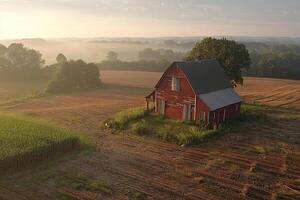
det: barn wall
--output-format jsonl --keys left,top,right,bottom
{"left": 156, "top": 65, "right": 195, "bottom": 121}
{"left": 209, "top": 102, "right": 241, "bottom": 125}
{"left": 195, "top": 97, "right": 210, "bottom": 122}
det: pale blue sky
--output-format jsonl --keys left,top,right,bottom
{"left": 0, "top": 0, "right": 299, "bottom": 38}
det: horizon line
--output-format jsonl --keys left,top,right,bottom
{"left": 1, "top": 35, "right": 300, "bottom": 41}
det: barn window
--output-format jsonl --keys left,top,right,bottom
{"left": 172, "top": 76, "right": 180, "bottom": 91}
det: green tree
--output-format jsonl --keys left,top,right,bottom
{"left": 56, "top": 53, "right": 67, "bottom": 64}
{"left": 186, "top": 37, "right": 250, "bottom": 85}
{"left": 46, "top": 60, "right": 101, "bottom": 93}
{"left": 6, "top": 43, "right": 45, "bottom": 70}
{"left": 106, "top": 51, "right": 119, "bottom": 61}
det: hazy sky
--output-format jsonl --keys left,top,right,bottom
{"left": 0, "top": 0, "right": 300, "bottom": 39}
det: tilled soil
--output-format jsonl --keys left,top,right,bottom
{"left": 0, "top": 88, "right": 300, "bottom": 200}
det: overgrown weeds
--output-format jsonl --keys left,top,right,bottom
{"left": 104, "top": 103, "right": 154, "bottom": 129}
{"left": 105, "top": 104, "right": 269, "bottom": 146}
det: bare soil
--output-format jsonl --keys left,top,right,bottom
{"left": 0, "top": 73, "right": 299, "bottom": 200}
{"left": 102, "top": 70, "right": 300, "bottom": 110}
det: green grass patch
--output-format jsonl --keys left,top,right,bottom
{"left": 105, "top": 103, "right": 269, "bottom": 146}
{"left": 104, "top": 103, "right": 154, "bottom": 129}
{"left": 0, "top": 93, "right": 45, "bottom": 108}
{"left": 0, "top": 113, "right": 88, "bottom": 171}
{"left": 128, "top": 190, "right": 146, "bottom": 200}
{"left": 56, "top": 173, "right": 111, "bottom": 194}
{"left": 0, "top": 79, "right": 48, "bottom": 103}
{"left": 129, "top": 116, "right": 220, "bottom": 146}
{"left": 239, "top": 103, "right": 270, "bottom": 124}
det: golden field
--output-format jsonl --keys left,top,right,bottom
{"left": 0, "top": 71, "right": 299, "bottom": 200}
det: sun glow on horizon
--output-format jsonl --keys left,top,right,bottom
{"left": 0, "top": 0, "right": 300, "bottom": 39}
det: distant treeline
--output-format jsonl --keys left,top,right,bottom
{"left": 138, "top": 48, "right": 186, "bottom": 62}
{"left": 244, "top": 43, "right": 300, "bottom": 80}
{"left": 98, "top": 48, "right": 183, "bottom": 72}
{"left": 98, "top": 60, "right": 170, "bottom": 72}
{"left": 99, "top": 42, "right": 300, "bottom": 80}
{"left": 1, "top": 40, "right": 300, "bottom": 81}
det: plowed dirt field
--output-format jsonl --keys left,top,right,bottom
{"left": 0, "top": 72, "right": 299, "bottom": 200}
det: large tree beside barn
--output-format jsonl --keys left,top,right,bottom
{"left": 186, "top": 37, "right": 250, "bottom": 85}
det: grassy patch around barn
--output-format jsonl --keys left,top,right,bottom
{"left": 104, "top": 103, "right": 269, "bottom": 146}
{"left": 104, "top": 103, "right": 154, "bottom": 129}
{"left": 0, "top": 112, "right": 89, "bottom": 172}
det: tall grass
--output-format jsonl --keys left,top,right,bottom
{"left": 106, "top": 104, "right": 268, "bottom": 146}
{"left": 104, "top": 104, "right": 153, "bottom": 129}
{"left": 0, "top": 113, "right": 85, "bottom": 172}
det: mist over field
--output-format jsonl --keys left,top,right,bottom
{"left": 1, "top": 0, "right": 300, "bottom": 199}
{"left": 1, "top": 36, "right": 300, "bottom": 65}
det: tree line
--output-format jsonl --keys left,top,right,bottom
{"left": 100, "top": 41, "right": 300, "bottom": 80}
{"left": 98, "top": 48, "right": 185, "bottom": 72}
{"left": 0, "top": 43, "right": 50, "bottom": 80}
{"left": 99, "top": 38, "right": 250, "bottom": 85}
{"left": 0, "top": 43, "right": 101, "bottom": 94}
{"left": 245, "top": 44, "right": 300, "bottom": 80}
{"left": 1, "top": 39, "right": 299, "bottom": 95}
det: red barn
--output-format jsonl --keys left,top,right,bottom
{"left": 146, "top": 59, "right": 242, "bottom": 127}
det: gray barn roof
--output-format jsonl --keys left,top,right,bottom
{"left": 174, "top": 59, "right": 232, "bottom": 94}
{"left": 199, "top": 88, "right": 242, "bottom": 110}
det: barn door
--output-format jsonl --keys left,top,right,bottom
{"left": 183, "top": 104, "right": 192, "bottom": 121}
{"left": 199, "top": 111, "right": 206, "bottom": 122}
{"left": 158, "top": 99, "right": 165, "bottom": 115}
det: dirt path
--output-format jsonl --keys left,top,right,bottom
{"left": 0, "top": 87, "right": 299, "bottom": 200}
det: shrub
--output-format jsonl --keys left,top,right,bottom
{"left": 176, "top": 127, "right": 216, "bottom": 146}
{"left": 46, "top": 59, "right": 101, "bottom": 94}
{"left": 156, "top": 125, "right": 177, "bottom": 143}
{"left": 238, "top": 104, "right": 270, "bottom": 124}
{"left": 131, "top": 121, "right": 152, "bottom": 135}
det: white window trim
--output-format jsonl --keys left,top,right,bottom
{"left": 172, "top": 76, "right": 180, "bottom": 91}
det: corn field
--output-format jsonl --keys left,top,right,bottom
{"left": 0, "top": 113, "right": 81, "bottom": 173}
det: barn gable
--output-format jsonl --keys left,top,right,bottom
{"left": 155, "top": 62, "right": 196, "bottom": 95}
{"left": 174, "top": 59, "right": 232, "bottom": 94}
